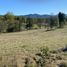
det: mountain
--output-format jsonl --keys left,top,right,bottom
{"left": 24, "top": 14, "right": 51, "bottom": 18}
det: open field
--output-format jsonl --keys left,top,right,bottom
{"left": 0, "top": 27, "right": 67, "bottom": 67}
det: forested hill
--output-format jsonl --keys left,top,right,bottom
{"left": 24, "top": 14, "right": 51, "bottom": 18}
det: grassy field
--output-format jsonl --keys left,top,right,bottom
{"left": 0, "top": 27, "right": 67, "bottom": 67}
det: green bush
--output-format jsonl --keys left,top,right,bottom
{"left": 40, "top": 46, "right": 50, "bottom": 57}
{"left": 32, "top": 24, "right": 39, "bottom": 29}
{"left": 35, "top": 46, "right": 50, "bottom": 67}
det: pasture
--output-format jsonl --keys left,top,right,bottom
{"left": 0, "top": 27, "right": 67, "bottom": 67}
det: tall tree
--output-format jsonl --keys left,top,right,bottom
{"left": 49, "top": 16, "right": 58, "bottom": 29}
{"left": 18, "top": 16, "right": 25, "bottom": 31}
{"left": 4, "top": 12, "right": 15, "bottom": 32}
{"left": 37, "top": 18, "right": 43, "bottom": 29}
{"left": 26, "top": 18, "right": 33, "bottom": 30}
{"left": 58, "top": 12, "right": 65, "bottom": 28}
{"left": 0, "top": 16, "right": 9, "bottom": 32}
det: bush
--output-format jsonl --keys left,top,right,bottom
{"left": 35, "top": 46, "right": 50, "bottom": 67}
{"left": 59, "top": 62, "right": 67, "bottom": 67}
{"left": 40, "top": 46, "right": 50, "bottom": 57}
{"left": 32, "top": 24, "right": 39, "bottom": 29}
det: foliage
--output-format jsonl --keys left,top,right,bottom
{"left": 35, "top": 46, "right": 50, "bottom": 67}
{"left": 0, "top": 12, "right": 66, "bottom": 33}
{"left": 58, "top": 12, "right": 65, "bottom": 28}
{"left": 25, "top": 18, "right": 33, "bottom": 30}
{"left": 49, "top": 16, "right": 59, "bottom": 29}
{"left": 59, "top": 62, "right": 67, "bottom": 67}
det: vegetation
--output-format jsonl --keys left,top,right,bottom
{"left": 58, "top": 12, "right": 66, "bottom": 28}
{"left": 59, "top": 62, "right": 67, "bottom": 67}
{"left": 0, "top": 12, "right": 67, "bottom": 67}
{"left": 0, "top": 25, "right": 66, "bottom": 67}
{"left": 0, "top": 12, "right": 66, "bottom": 33}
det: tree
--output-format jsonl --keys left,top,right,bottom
{"left": 0, "top": 16, "right": 8, "bottom": 33}
{"left": 26, "top": 18, "right": 33, "bottom": 30}
{"left": 19, "top": 16, "right": 26, "bottom": 31}
{"left": 58, "top": 12, "right": 65, "bottom": 28}
{"left": 16, "top": 16, "right": 25, "bottom": 31}
{"left": 37, "top": 18, "right": 43, "bottom": 29}
{"left": 49, "top": 16, "right": 55, "bottom": 29}
{"left": 49, "top": 16, "right": 58, "bottom": 30}
{"left": 4, "top": 12, "right": 15, "bottom": 32}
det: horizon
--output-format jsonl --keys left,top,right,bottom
{"left": 0, "top": 0, "right": 67, "bottom": 15}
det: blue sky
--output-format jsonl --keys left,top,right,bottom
{"left": 0, "top": 0, "right": 67, "bottom": 15}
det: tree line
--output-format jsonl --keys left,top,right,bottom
{"left": 0, "top": 12, "right": 66, "bottom": 33}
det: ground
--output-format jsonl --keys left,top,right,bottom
{"left": 0, "top": 27, "right": 67, "bottom": 67}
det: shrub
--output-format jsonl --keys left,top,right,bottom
{"left": 59, "top": 62, "right": 67, "bottom": 67}
{"left": 32, "top": 24, "right": 39, "bottom": 29}
{"left": 40, "top": 46, "right": 50, "bottom": 57}
{"left": 35, "top": 46, "right": 50, "bottom": 67}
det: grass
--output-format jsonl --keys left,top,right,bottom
{"left": 0, "top": 27, "right": 67, "bottom": 67}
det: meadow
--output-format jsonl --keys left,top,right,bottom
{"left": 0, "top": 27, "right": 67, "bottom": 67}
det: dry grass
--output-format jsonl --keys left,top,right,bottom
{"left": 0, "top": 27, "right": 67, "bottom": 67}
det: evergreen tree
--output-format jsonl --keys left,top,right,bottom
{"left": 26, "top": 18, "right": 33, "bottom": 30}
{"left": 58, "top": 12, "right": 65, "bottom": 28}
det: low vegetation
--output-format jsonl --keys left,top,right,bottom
{"left": 0, "top": 25, "right": 67, "bottom": 67}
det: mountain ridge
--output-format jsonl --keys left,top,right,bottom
{"left": 24, "top": 14, "right": 52, "bottom": 18}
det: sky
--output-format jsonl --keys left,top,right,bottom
{"left": 0, "top": 0, "right": 67, "bottom": 15}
